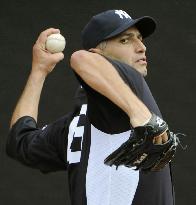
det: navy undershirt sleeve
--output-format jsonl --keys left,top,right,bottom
{"left": 74, "top": 57, "right": 144, "bottom": 134}
{"left": 6, "top": 114, "right": 73, "bottom": 173}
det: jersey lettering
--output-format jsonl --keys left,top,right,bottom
{"left": 67, "top": 104, "right": 87, "bottom": 164}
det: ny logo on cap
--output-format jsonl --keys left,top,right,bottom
{"left": 115, "top": 10, "right": 132, "bottom": 19}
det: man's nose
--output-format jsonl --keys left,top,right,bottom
{"left": 135, "top": 40, "right": 146, "bottom": 53}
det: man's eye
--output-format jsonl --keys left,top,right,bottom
{"left": 120, "top": 39, "right": 129, "bottom": 44}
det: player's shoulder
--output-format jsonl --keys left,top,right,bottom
{"left": 104, "top": 56, "right": 146, "bottom": 99}
{"left": 105, "top": 57, "right": 142, "bottom": 78}
{"left": 104, "top": 57, "right": 143, "bottom": 87}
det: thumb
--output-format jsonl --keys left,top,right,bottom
{"left": 51, "top": 52, "right": 64, "bottom": 62}
{"left": 89, "top": 48, "right": 99, "bottom": 53}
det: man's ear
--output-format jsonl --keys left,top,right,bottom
{"left": 89, "top": 48, "right": 104, "bottom": 54}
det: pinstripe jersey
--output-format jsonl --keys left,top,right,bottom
{"left": 7, "top": 58, "right": 174, "bottom": 205}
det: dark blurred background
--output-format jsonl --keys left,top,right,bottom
{"left": 0, "top": 0, "right": 195, "bottom": 204}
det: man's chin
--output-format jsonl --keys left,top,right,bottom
{"left": 142, "top": 70, "right": 147, "bottom": 77}
{"left": 140, "top": 67, "right": 147, "bottom": 76}
{"left": 132, "top": 65, "right": 147, "bottom": 77}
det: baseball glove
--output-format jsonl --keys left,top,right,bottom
{"left": 104, "top": 113, "right": 185, "bottom": 172}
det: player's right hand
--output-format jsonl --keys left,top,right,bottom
{"left": 32, "top": 28, "right": 64, "bottom": 76}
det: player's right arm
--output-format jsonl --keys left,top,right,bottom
{"left": 10, "top": 28, "right": 64, "bottom": 127}
{"left": 7, "top": 28, "right": 67, "bottom": 173}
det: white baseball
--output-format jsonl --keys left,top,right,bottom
{"left": 45, "top": 33, "right": 66, "bottom": 53}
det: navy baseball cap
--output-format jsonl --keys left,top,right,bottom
{"left": 82, "top": 9, "right": 156, "bottom": 49}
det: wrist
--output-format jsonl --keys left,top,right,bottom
{"left": 29, "top": 69, "right": 47, "bottom": 82}
{"left": 129, "top": 109, "right": 152, "bottom": 128}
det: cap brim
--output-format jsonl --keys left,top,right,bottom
{"left": 104, "top": 16, "right": 156, "bottom": 40}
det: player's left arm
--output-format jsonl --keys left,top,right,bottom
{"left": 70, "top": 50, "right": 168, "bottom": 144}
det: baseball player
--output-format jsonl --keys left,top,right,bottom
{"left": 7, "top": 9, "right": 176, "bottom": 205}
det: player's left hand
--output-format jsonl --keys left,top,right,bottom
{"left": 104, "top": 113, "right": 184, "bottom": 172}
{"left": 153, "top": 131, "right": 168, "bottom": 144}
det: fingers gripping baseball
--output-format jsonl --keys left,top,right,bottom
{"left": 32, "top": 28, "right": 65, "bottom": 76}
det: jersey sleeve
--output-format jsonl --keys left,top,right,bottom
{"left": 6, "top": 113, "right": 73, "bottom": 173}
{"left": 74, "top": 57, "right": 144, "bottom": 134}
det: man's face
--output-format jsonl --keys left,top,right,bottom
{"left": 99, "top": 27, "right": 148, "bottom": 76}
